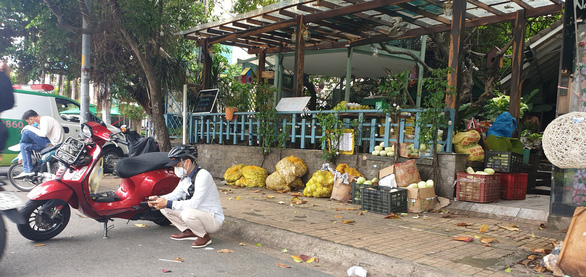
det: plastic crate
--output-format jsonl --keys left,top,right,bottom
{"left": 456, "top": 172, "right": 501, "bottom": 203}
{"left": 351, "top": 182, "right": 366, "bottom": 204}
{"left": 501, "top": 173, "right": 528, "bottom": 200}
{"left": 360, "top": 185, "right": 407, "bottom": 214}
{"left": 484, "top": 151, "right": 523, "bottom": 173}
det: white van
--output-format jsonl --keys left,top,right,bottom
{"left": 1, "top": 85, "right": 129, "bottom": 172}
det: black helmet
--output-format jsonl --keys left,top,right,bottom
{"left": 166, "top": 144, "right": 198, "bottom": 166}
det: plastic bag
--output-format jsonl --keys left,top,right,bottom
{"left": 487, "top": 112, "right": 517, "bottom": 138}
{"left": 235, "top": 165, "right": 268, "bottom": 188}
{"left": 276, "top": 156, "right": 308, "bottom": 184}
{"left": 453, "top": 130, "right": 485, "bottom": 162}
{"left": 224, "top": 164, "right": 245, "bottom": 185}
{"left": 266, "top": 171, "right": 289, "bottom": 192}
{"left": 303, "top": 164, "right": 335, "bottom": 198}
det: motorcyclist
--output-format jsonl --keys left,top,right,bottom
{"left": 14, "top": 110, "right": 64, "bottom": 179}
{"left": 147, "top": 145, "right": 224, "bottom": 248}
{"left": 0, "top": 62, "right": 15, "bottom": 186}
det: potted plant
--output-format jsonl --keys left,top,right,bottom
{"left": 223, "top": 83, "right": 248, "bottom": 121}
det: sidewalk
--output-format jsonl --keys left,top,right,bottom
{"left": 102, "top": 175, "right": 566, "bottom": 276}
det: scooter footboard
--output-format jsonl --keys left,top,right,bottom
{"left": 27, "top": 181, "right": 75, "bottom": 207}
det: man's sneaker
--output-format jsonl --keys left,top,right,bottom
{"left": 191, "top": 233, "right": 212, "bottom": 248}
{"left": 13, "top": 172, "right": 34, "bottom": 179}
{"left": 170, "top": 229, "right": 198, "bottom": 241}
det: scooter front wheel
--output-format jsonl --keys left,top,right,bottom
{"left": 8, "top": 163, "right": 38, "bottom": 192}
{"left": 17, "top": 200, "right": 71, "bottom": 241}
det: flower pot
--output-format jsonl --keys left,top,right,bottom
{"left": 225, "top": 107, "right": 238, "bottom": 121}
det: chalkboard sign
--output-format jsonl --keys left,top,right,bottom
{"left": 192, "top": 89, "right": 219, "bottom": 114}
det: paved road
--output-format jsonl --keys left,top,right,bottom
{"left": 0, "top": 189, "right": 332, "bottom": 277}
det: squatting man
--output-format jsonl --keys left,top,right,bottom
{"left": 147, "top": 145, "right": 224, "bottom": 248}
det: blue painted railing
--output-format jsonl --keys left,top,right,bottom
{"left": 170, "top": 109, "right": 455, "bottom": 154}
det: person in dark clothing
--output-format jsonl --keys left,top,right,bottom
{"left": 0, "top": 62, "right": 15, "bottom": 186}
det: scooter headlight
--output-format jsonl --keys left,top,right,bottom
{"left": 81, "top": 123, "right": 93, "bottom": 138}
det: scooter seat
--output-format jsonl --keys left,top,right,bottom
{"left": 114, "top": 152, "right": 172, "bottom": 178}
{"left": 40, "top": 144, "right": 61, "bottom": 154}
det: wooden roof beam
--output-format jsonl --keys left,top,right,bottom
{"left": 317, "top": 0, "right": 408, "bottom": 28}
{"left": 204, "top": 20, "right": 296, "bottom": 46}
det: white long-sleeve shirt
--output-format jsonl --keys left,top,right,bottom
{"left": 23, "top": 116, "right": 64, "bottom": 146}
{"left": 162, "top": 167, "right": 224, "bottom": 224}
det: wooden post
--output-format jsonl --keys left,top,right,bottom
{"left": 202, "top": 40, "right": 212, "bottom": 89}
{"left": 293, "top": 15, "right": 305, "bottom": 97}
{"left": 509, "top": 10, "right": 526, "bottom": 120}
{"left": 446, "top": 0, "right": 466, "bottom": 109}
{"left": 258, "top": 50, "right": 266, "bottom": 83}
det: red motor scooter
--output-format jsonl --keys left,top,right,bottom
{"left": 17, "top": 122, "right": 180, "bottom": 241}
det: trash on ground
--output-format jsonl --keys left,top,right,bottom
{"left": 276, "top": 263, "right": 291, "bottom": 268}
{"left": 347, "top": 266, "right": 367, "bottom": 277}
{"left": 134, "top": 224, "right": 148, "bottom": 228}
{"left": 217, "top": 249, "right": 234, "bottom": 253}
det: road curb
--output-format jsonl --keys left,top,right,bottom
{"left": 218, "top": 216, "right": 466, "bottom": 277}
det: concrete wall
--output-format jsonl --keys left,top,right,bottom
{"left": 196, "top": 144, "right": 467, "bottom": 199}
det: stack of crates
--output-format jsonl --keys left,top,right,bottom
{"left": 484, "top": 151, "right": 527, "bottom": 200}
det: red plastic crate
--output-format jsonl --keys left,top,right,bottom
{"left": 500, "top": 173, "right": 528, "bottom": 200}
{"left": 456, "top": 172, "right": 501, "bottom": 203}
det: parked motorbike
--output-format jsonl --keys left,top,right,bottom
{"left": 0, "top": 184, "right": 25, "bottom": 260}
{"left": 7, "top": 144, "right": 60, "bottom": 191}
{"left": 17, "top": 121, "right": 180, "bottom": 241}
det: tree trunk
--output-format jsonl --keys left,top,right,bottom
{"left": 118, "top": 28, "right": 171, "bottom": 151}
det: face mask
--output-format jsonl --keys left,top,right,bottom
{"left": 174, "top": 166, "right": 187, "bottom": 179}
{"left": 32, "top": 122, "right": 39, "bottom": 128}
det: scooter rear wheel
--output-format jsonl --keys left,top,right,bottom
{"left": 17, "top": 200, "right": 71, "bottom": 241}
{"left": 8, "top": 164, "right": 38, "bottom": 192}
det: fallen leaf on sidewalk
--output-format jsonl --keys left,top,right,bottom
{"left": 532, "top": 248, "right": 552, "bottom": 254}
{"left": 281, "top": 248, "right": 289, "bottom": 253}
{"left": 384, "top": 213, "right": 401, "bottom": 219}
{"left": 228, "top": 197, "right": 233, "bottom": 200}
{"left": 442, "top": 214, "right": 457, "bottom": 218}
{"left": 457, "top": 222, "right": 471, "bottom": 226}
{"left": 451, "top": 236, "right": 473, "bottom": 242}
{"left": 256, "top": 243, "right": 263, "bottom": 247}
{"left": 134, "top": 224, "right": 148, "bottom": 228}
{"left": 497, "top": 224, "right": 520, "bottom": 231}
{"left": 291, "top": 197, "right": 307, "bottom": 204}
{"left": 504, "top": 267, "right": 511, "bottom": 273}
{"left": 334, "top": 215, "right": 344, "bottom": 218}
{"left": 161, "top": 269, "right": 172, "bottom": 273}
{"left": 34, "top": 244, "right": 46, "bottom": 247}
{"left": 527, "top": 255, "right": 539, "bottom": 260}
{"left": 239, "top": 242, "right": 246, "bottom": 246}
{"left": 357, "top": 211, "right": 364, "bottom": 215}
{"left": 300, "top": 254, "right": 312, "bottom": 262}
{"left": 290, "top": 192, "right": 302, "bottom": 197}
{"left": 276, "top": 263, "right": 291, "bottom": 268}
{"left": 173, "top": 257, "right": 184, "bottom": 262}
{"left": 278, "top": 201, "right": 285, "bottom": 204}
{"left": 251, "top": 190, "right": 261, "bottom": 193}
{"left": 479, "top": 237, "right": 498, "bottom": 244}
{"left": 217, "top": 249, "right": 234, "bottom": 253}
{"left": 291, "top": 255, "right": 303, "bottom": 263}
{"left": 533, "top": 264, "right": 546, "bottom": 273}
{"left": 479, "top": 224, "right": 488, "bottom": 233}
{"left": 539, "top": 223, "right": 546, "bottom": 230}
{"left": 342, "top": 220, "right": 355, "bottom": 224}
{"left": 266, "top": 195, "right": 275, "bottom": 199}
{"left": 235, "top": 196, "right": 242, "bottom": 200}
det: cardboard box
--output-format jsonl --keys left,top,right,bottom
{"left": 378, "top": 165, "right": 394, "bottom": 179}
{"left": 406, "top": 187, "right": 436, "bottom": 213}
{"left": 399, "top": 142, "right": 419, "bottom": 158}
